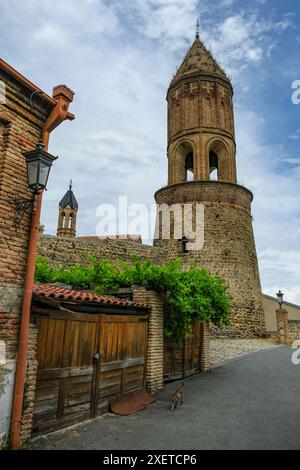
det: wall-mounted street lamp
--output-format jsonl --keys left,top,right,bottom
{"left": 13, "top": 142, "right": 57, "bottom": 228}
{"left": 24, "top": 142, "right": 57, "bottom": 191}
{"left": 276, "top": 289, "right": 284, "bottom": 309}
{"left": 181, "top": 235, "right": 189, "bottom": 253}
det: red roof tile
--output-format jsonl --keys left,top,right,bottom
{"left": 33, "top": 284, "right": 147, "bottom": 308}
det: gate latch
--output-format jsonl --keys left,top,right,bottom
{"left": 93, "top": 352, "right": 99, "bottom": 362}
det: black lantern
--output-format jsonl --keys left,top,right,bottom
{"left": 12, "top": 143, "right": 58, "bottom": 228}
{"left": 23, "top": 142, "right": 57, "bottom": 191}
{"left": 276, "top": 290, "right": 284, "bottom": 308}
{"left": 181, "top": 236, "right": 189, "bottom": 253}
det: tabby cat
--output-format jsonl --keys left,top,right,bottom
{"left": 170, "top": 383, "right": 184, "bottom": 410}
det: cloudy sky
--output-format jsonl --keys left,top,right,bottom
{"left": 1, "top": 0, "right": 300, "bottom": 303}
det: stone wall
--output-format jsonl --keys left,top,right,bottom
{"left": 0, "top": 67, "right": 52, "bottom": 448}
{"left": 288, "top": 321, "right": 300, "bottom": 343}
{"left": 38, "top": 234, "right": 166, "bottom": 267}
{"left": 154, "top": 181, "right": 266, "bottom": 336}
{"left": 276, "top": 309, "right": 300, "bottom": 345}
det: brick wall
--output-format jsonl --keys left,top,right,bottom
{"left": 201, "top": 322, "right": 211, "bottom": 371}
{"left": 133, "top": 288, "right": 164, "bottom": 393}
{"left": 19, "top": 324, "right": 38, "bottom": 446}
{"left": 0, "top": 68, "right": 52, "bottom": 358}
{"left": 0, "top": 68, "right": 52, "bottom": 447}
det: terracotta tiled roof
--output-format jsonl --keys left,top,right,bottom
{"left": 33, "top": 284, "right": 147, "bottom": 308}
{"left": 77, "top": 234, "right": 142, "bottom": 244}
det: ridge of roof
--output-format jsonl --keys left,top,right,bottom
{"left": 33, "top": 284, "right": 148, "bottom": 308}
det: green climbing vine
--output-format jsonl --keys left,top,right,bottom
{"left": 35, "top": 255, "right": 232, "bottom": 340}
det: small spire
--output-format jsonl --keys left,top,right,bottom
{"left": 69, "top": 178, "right": 72, "bottom": 191}
{"left": 195, "top": 18, "right": 200, "bottom": 39}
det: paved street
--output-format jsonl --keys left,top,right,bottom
{"left": 30, "top": 346, "right": 300, "bottom": 450}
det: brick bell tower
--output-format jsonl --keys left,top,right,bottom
{"left": 154, "top": 31, "right": 266, "bottom": 335}
{"left": 57, "top": 180, "right": 78, "bottom": 238}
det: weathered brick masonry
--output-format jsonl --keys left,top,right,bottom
{"left": 19, "top": 324, "right": 37, "bottom": 445}
{"left": 0, "top": 65, "right": 52, "bottom": 447}
{"left": 0, "top": 69, "right": 51, "bottom": 359}
{"left": 133, "top": 288, "right": 164, "bottom": 393}
{"left": 200, "top": 322, "right": 211, "bottom": 371}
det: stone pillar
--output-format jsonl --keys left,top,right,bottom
{"left": 20, "top": 324, "right": 38, "bottom": 445}
{"left": 276, "top": 308, "right": 288, "bottom": 344}
{"left": 201, "top": 322, "right": 211, "bottom": 371}
{"left": 133, "top": 288, "right": 164, "bottom": 393}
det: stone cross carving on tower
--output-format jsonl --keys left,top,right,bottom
{"left": 190, "top": 82, "right": 198, "bottom": 93}
{"left": 203, "top": 82, "right": 213, "bottom": 94}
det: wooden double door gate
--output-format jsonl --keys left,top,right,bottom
{"left": 32, "top": 310, "right": 148, "bottom": 435}
{"left": 163, "top": 320, "right": 203, "bottom": 381}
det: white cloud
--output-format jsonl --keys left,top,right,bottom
{"left": 120, "top": 0, "right": 199, "bottom": 50}
{"left": 33, "top": 24, "right": 68, "bottom": 45}
{"left": 221, "top": 0, "right": 236, "bottom": 6}
{"left": 197, "top": 12, "right": 294, "bottom": 82}
{"left": 284, "top": 158, "right": 300, "bottom": 165}
{"left": 289, "top": 130, "right": 300, "bottom": 140}
{"left": 246, "top": 47, "right": 263, "bottom": 62}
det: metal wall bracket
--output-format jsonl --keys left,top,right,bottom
{"left": 12, "top": 197, "right": 34, "bottom": 229}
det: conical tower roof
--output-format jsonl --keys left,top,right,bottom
{"left": 169, "top": 34, "right": 230, "bottom": 90}
{"left": 59, "top": 180, "right": 78, "bottom": 209}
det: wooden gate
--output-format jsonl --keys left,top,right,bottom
{"left": 94, "top": 314, "right": 148, "bottom": 414}
{"left": 32, "top": 310, "right": 148, "bottom": 435}
{"left": 163, "top": 320, "right": 203, "bottom": 381}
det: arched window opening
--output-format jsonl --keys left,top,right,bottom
{"left": 185, "top": 152, "right": 194, "bottom": 181}
{"left": 174, "top": 141, "right": 194, "bottom": 183}
{"left": 69, "top": 213, "right": 73, "bottom": 229}
{"left": 61, "top": 212, "right": 66, "bottom": 228}
{"left": 208, "top": 139, "right": 233, "bottom": 182}
{"left": 209, "top": 151, "right": 219, "bottom": 180}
